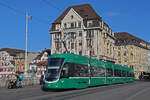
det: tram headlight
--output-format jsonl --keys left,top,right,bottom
{"left": 48, "top": 84, "right": 51, "bottom": 87}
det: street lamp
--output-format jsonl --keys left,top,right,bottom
{"left": 24, "top": 10, "right": 32, "bottom": 77}
{"left": 24, "top": 10, "right": 28, "bottom": 76}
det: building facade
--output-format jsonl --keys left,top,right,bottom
{"left": 0, "top": 48, "right": 39, "bottom": 78}
{"left": 115, "top": 32, "right": 148, "bottom": 79}
{"left": 49, "top": 4, "right": 115, "bottom": 62}
{"left": 29, "top": 49, "right": 50, "bottom": 77}
{"left": 0, "top": 51, "right": 15, "bottom": 78}
{"left": 147, "top": 44, "right": 150, "bottom": 73}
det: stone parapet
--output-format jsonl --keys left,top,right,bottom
{"left": 0, "top": 77, "right": 40, "bottom": 88}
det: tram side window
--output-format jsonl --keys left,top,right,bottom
{"left": 114, "top": 70, "right": 118, "bottom": 77}
{"left": 67, "top": 63, "right": 75, "bottom": 77}
{"left": 119, "top": 70, "right": 121, "bottom": 77}
{"left": 130, "top": 72, "right": 132, "bottom": 77}
{"left": 127, "top": 72, "right": 134, "bottom": 77}
{"left": 67, "top": 63, "right": 89, "bottom": 77}
{"left": 127, "top": 71, "right": 130, "bottom": 77}
{"left": 60, "top": 63, "right": 69, "bottom": 78}
{"left": 106, "top": 68, "right": 113, "bottom": 77}
{"left": 74, "top": 64, "right": 88, "bottom": 77}
{"left": 131, "top": 72, "right": 134, "bottom": 77}
{"left": 114, "top": 69, "right": 121, "bottom": 77}
{"left": 122, "top": 70, "right": 126, "bottom": 77}
{"left": 91, "top": 67, "right": 105, "bottom": 77}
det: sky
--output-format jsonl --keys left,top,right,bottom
{"left": 0, "top": 0, "right": 150, "bottom": 52}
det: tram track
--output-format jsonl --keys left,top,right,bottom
{"left": 22, "top": 82, "right": 138, "bottom": 100}
{"left": 46, "top": 82, "right": 137, "bottom": 100}
{"left": 1, "top": 81, "right": 149, "bottom": 100}
{"left": 50, "top": 81, "right": 149, "bottom": 100}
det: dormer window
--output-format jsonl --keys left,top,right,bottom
{"left": 87, "top": 20, "right": 93, "bottom": 27}
{"left": 55, "top": 24, "right": 60, "bottom": 30}
{"left": 64, "top": 23, "right": 67, "bottom": 28}
{"left": 71, "top": 15, "right": 74, "bottom": 19}
{"left": 88, "top": 23, "right": 92, "bottom": 27}
{"left": 84, "top": 15, "right": 88, "bottom": 19}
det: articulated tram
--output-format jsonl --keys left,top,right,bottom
{"left": 43, "top": 53, "right": 134, "bottom": 89}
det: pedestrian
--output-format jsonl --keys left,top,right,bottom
{"left": 139, "top": 73, "right": 143, "bottom": 80}
{"left": 40, "top": 74, "right": 44, "bottom": 85}
{"left": 16, "top": 72, "right": 24, "bottom": 88}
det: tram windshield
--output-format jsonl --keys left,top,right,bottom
{"left": 45, "top": 58, "right": 64, "bottom": 81}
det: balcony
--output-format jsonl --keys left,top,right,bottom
{"left": 49, "top": 29, "right": 61, "bottom": 33}
{"left": 63, "top": 26, "right": 81, "bottom": 29}
{"left": 62, "top": 26, "right": 82, "bottom": 32}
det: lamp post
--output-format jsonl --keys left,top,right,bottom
{"left": 24, "top": 10, "right": 28, "bottom": 76}
{"left": 24, "top": 10, "right": 31, "bottom": 76}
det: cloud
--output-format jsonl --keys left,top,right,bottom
{"left": 104, "top": 12, "right": 120, "bottom": 17}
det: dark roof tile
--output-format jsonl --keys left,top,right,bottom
{"left": 54, "top": 4, "right": 101, "bottom": 24}
{"left": 115, "top": 32, "right": 149, "bottom": 47}
{"left": 115, "top": 32, "right": 147, "bottom": 43}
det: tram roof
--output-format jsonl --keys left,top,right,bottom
{"left": 50, "top": 53, "right": 133, "bottom": 71}
{"left": 50, "top": 53, "right": 87, "bottom": 59}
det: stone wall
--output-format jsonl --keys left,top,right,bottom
{"left": 0, "top": 77, "right": 40, "bottom": 88}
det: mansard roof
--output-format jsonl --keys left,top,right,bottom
{"left": 53, "top": 4, "right": 101, "bottom": 24}
{"left": 50, "top": 4, "right": 102, "bottom": 32}
{"left": 115, "top": 32, "right": 147, "bottom": 43}
{"left": 115, "top": 32, "right": 149, "bottom": 48}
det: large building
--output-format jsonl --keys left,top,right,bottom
{"left": 0, "top": 48, "right": 39, "bottom": 78}
{"left": 49, "top": 3, "right": 150, "bottom": 79}
{"left": 49, "top": 4, "right": 116, "bottom": 62}
{"left": 147, "top": 44, "right": 150, "bottom": 73}
{"left": 0, "top": 49, "right": 15, "bottom": 78}
{"left": 115, "top": 32, "right": 149, "bottom": 79}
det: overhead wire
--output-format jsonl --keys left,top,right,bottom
{"left": 0, "top": 1, "right": 50, "bottom": 25}
{"left": 41, "top": 0, "right": 62, "bottom": 12}
{"left": 31, "top": 16, "right": 50, "bottom": 25}
{"left": 0, "top": 2, "right": 25, "bottom": 15}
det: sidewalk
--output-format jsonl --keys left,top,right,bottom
{"left": 0, "top": 84, "right": 41, "bottom": 94}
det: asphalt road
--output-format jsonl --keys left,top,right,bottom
{"left": 0, "top": 81, "right": 150, "bottom": 100}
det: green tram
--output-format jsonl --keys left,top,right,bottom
{"left": 43, "top": 53, "right": 134, "bottom": 89}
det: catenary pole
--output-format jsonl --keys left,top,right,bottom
{"left": 25, "top": 10, "right": 28, "bottom": 76}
